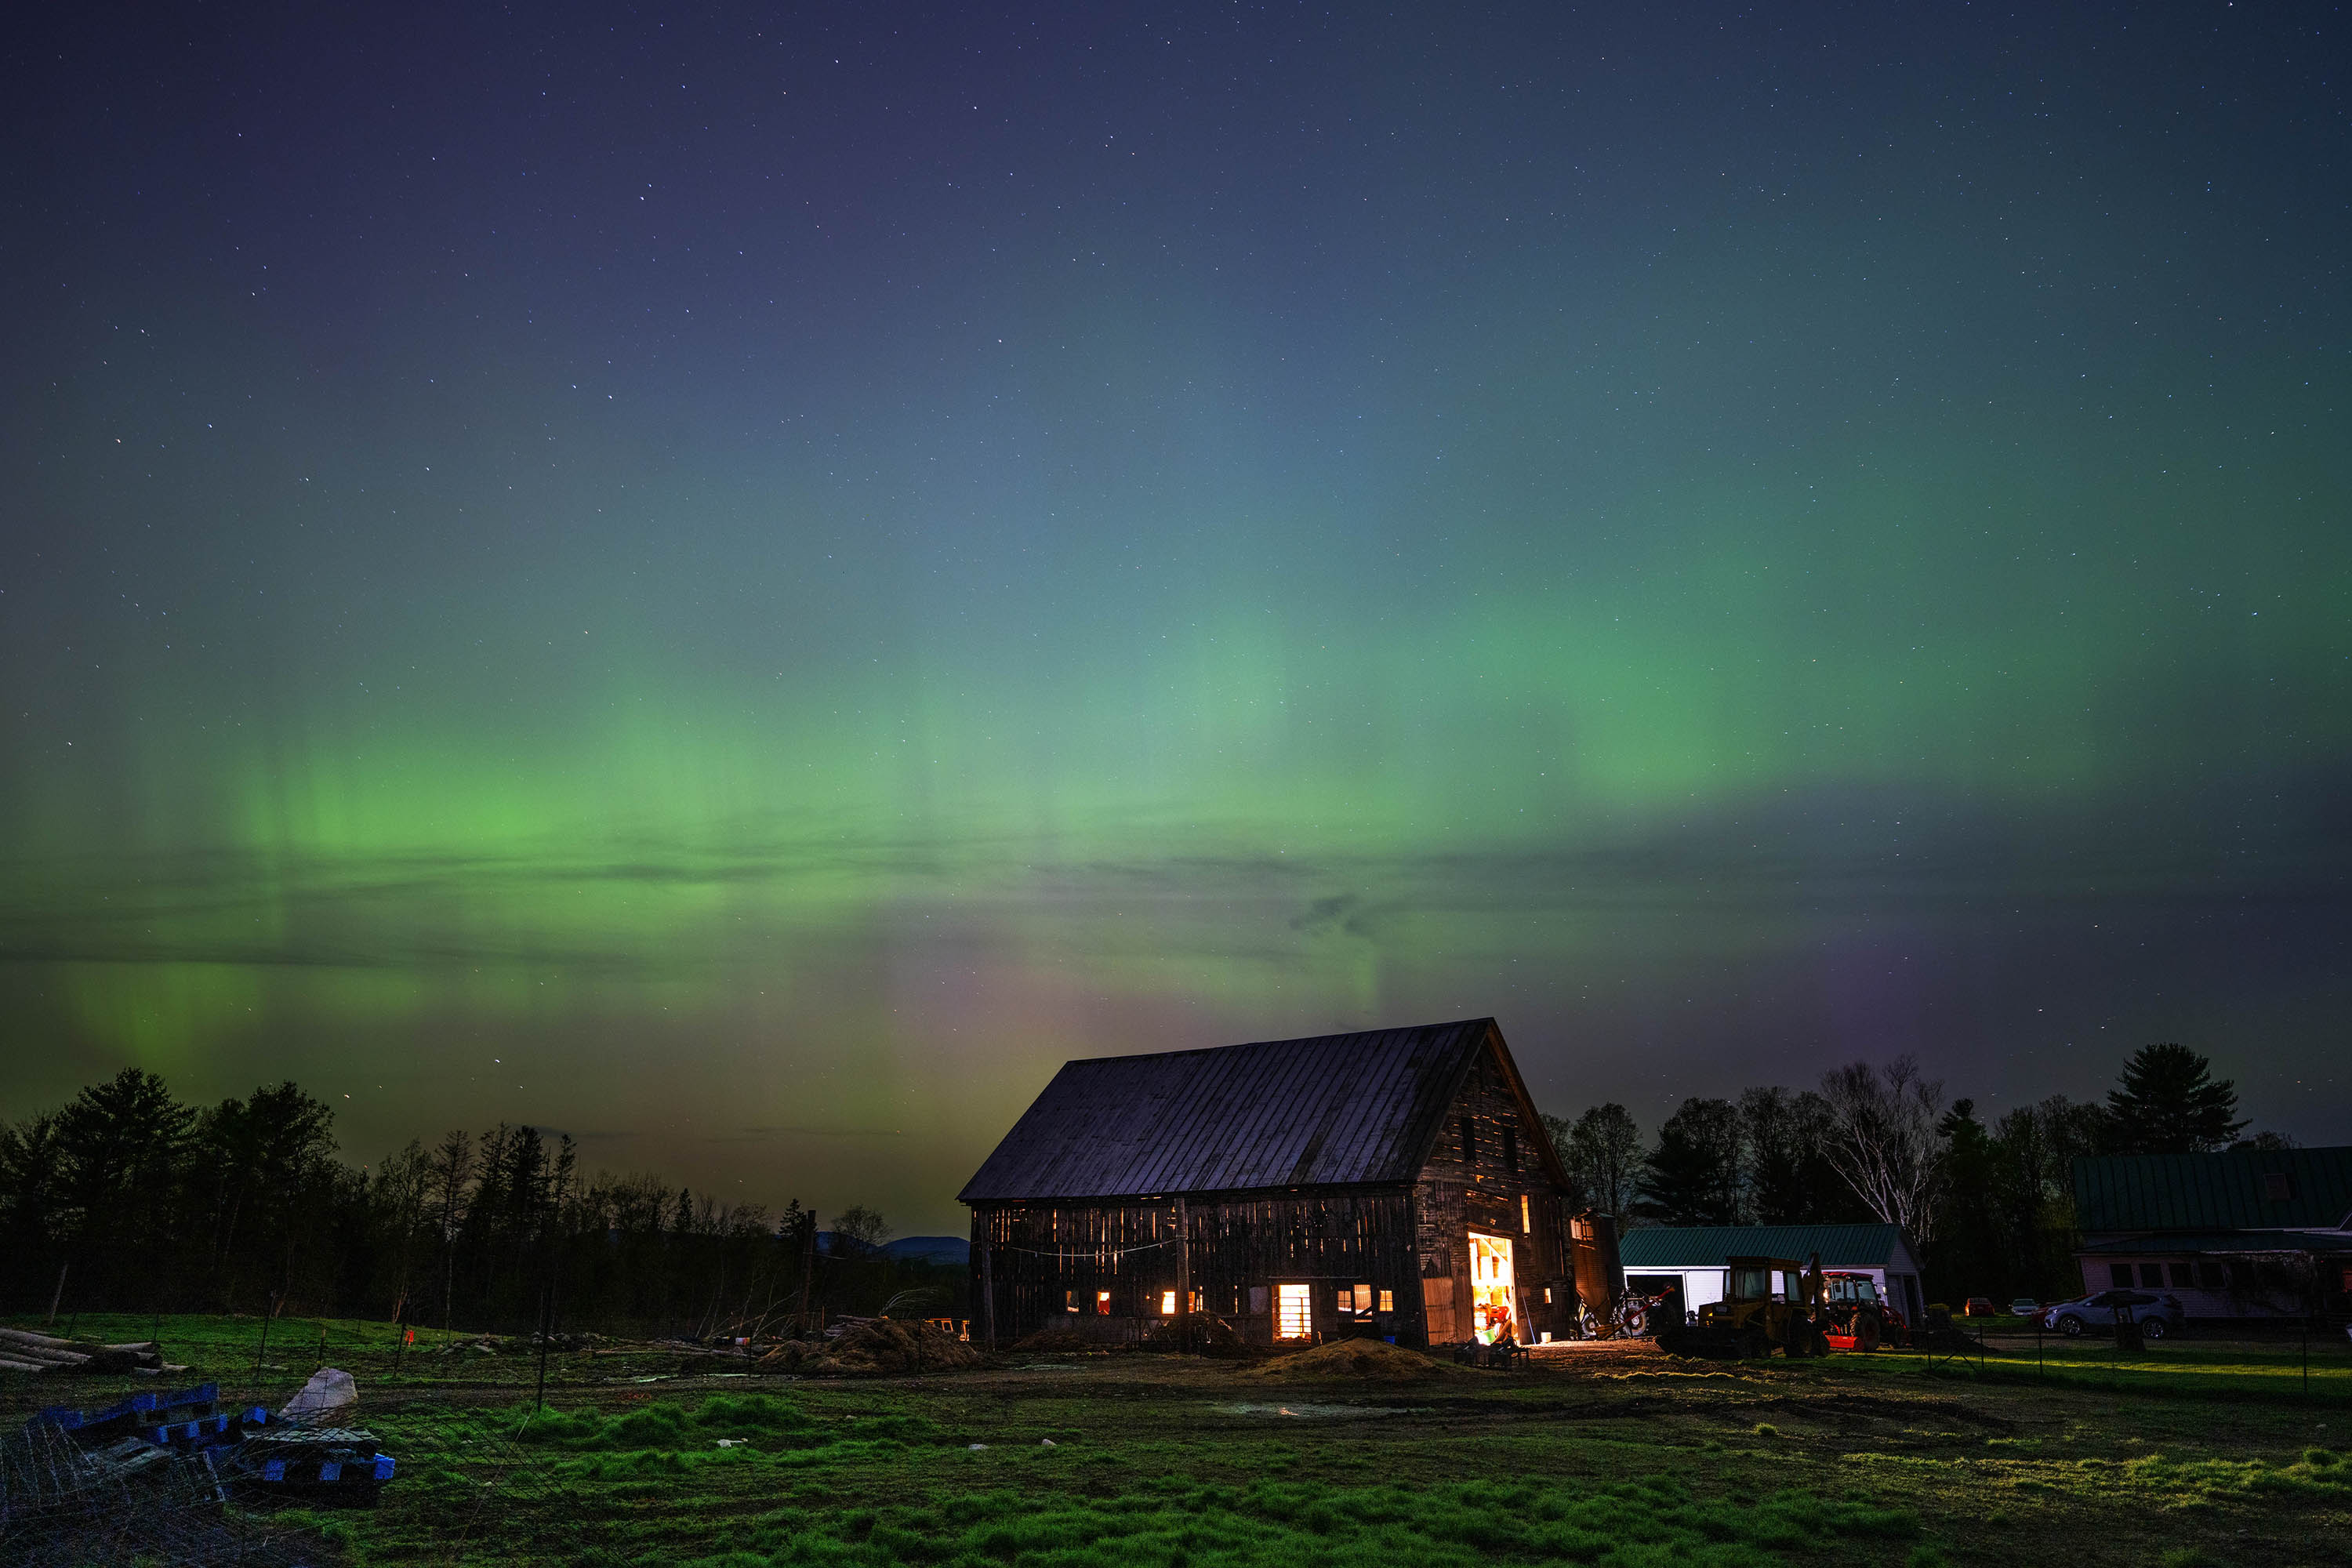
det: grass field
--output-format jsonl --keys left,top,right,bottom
{"left": 5, "top": 1315, "right": 2349, "bottom": 1566}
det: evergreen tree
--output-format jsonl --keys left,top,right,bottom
{"left": 1930, "top": 1100, "right": 2003, "bottom": 1301}
{"left": 2103, "top": 1044, "right": 2246, "bottom": 1154}
{"left": 1636, "top": 1098, "right": 1742, "bottom": 1225}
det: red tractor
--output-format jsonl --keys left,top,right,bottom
{"left": 1818, "top": 1271, "right": 1909, "bottom": 1351}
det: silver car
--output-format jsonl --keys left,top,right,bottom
{"left": 2041, "top": 1288, "right": 2183, "bottom": 1338}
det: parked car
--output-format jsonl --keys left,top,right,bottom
{"left": 1963, "top": 1298, "right": 1996, "bottom": 1317}
{"left": 2007, "top": 1298, "right": 2040, "bottom": 1316}
{"left": 2039, "top": 1289, "right": 2183, "bottom": 1338}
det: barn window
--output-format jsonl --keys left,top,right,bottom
{"left": 1096, "top": 1290, "right": 1112, "bottom": 1316}
{"left": 2109, "top": 1265, "right": 2132, "bottom": 1287}
{"left": 1520, "top": 1194, "right": 1531, "bottom": 1232}
{"left": 1276, "top": 1283, "right": 1312, "bottom": 1339}
{"left": 1160, "top": 1290, "right": 1178, "bottom": 1316}
{"left": 1461, "top": 1116, "right": 1476, "bottom": 1167}
{"left": 1503, "top": 1127, "right": 1518, "bottom": 1173}
{"left": 1378, "top": 1289, "right": 1394, "bottom": 1313}
{"left": 1250, "top": 1285, "right": 1269, "bottom": 1315}
{"left": 1065, "top": 1290, "right": 1077, "bottom": 1313}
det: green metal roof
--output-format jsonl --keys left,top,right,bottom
{"left": 2071, "top": 1146, "right": 2352, "bottom": 1232}
{"left": 1617, "top": 1223, "right": 1914, "bottom": 1271}
{"left": 2076, "top": 1229, "right": 2352, "bottom": 1255}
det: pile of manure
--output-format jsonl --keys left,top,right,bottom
{"left": 757, "top": 1319, "right": 985, "bottom": 1377}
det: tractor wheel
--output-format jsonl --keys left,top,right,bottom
{"left": 1854, "top": 1314, "right": 1882, "bottom": 1352}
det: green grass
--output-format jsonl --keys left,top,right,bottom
{"left": 7, "top": 1316, "right": 2350, "bottom": 1566}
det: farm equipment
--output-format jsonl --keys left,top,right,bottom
{"left": 1580, "top": 1289, "right": 1670, "bottom": 1341}
{"left": 1655, "top": 1254, "right": 1832, "bottom": 1359}
{"left": 1819, "top": 1270, "right": 1909, "bottom": 1351}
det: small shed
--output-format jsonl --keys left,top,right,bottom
{"left": 1617, "top": 1223, "right": 1925, "bottom": 1326}
{"left": 960, "top": 1018, "right": 1610, "bottom": 1348}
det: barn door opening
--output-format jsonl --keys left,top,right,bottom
{"left": 1468, "top": 1232, "right": 1518, "bottom": 1344}
{"left": 1275, "top": 1283, "right": 1313, "bottom": 1340}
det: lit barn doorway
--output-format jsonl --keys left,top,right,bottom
{"left": 1276, "top": 1283, "right": 1313, "bottom": 1340}
{"left": 1468, "top": 1232, "right": 1518, "bottom": 1343}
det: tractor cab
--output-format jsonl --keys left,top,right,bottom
{"left": 1661, "top": 1254, "right": 1830, "bottom": 1359}
{"left": 1722, "top": 1256, "right": 1813, "bottom": 1307}
{"left": 1819, "top": 1270, "right": 1907, "bottom": 1351}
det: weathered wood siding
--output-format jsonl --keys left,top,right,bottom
{"left": 973, "top": 1189, "right": 1425, "bottom": 1345}
{"left": 1411, "top": 1039, "right": 1577, "bottom": 1341}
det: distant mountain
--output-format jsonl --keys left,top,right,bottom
{"left": 812, "top": 1232, "right": 969, "bottom": 1265}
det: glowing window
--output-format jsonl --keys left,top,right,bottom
{"left": 1276, "top": 1283, "right": 1312, "bottom": 1339}
{"left": 1520, "top": 1194, "right": 1531, "bottom": 1232}
{"left": 1378, "top": 1289, "right": 1395, "bottom": 1313}
{"left": 1096, "top": 1290, "right": 1112, "bottom": 1316}
{"left": 1160, "top": 1290, "right": 1178, "bottom": 1316}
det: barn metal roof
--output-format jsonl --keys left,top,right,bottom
{"left": 1617, "top": 1223, "right": 1918, "bottom": 1272}
{"left": 2071, "top": 1146, "right": 2352, "bottom": 1233}
{"left": 960, "top": 1018, "right": 1559, "bottom": 1203}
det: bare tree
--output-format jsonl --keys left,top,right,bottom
{"left": 1544, "top": 1104, "right": 1645, "bottom": 1219}
{"left": 1817, "top": 1057, "right": 1947, "bottom": 1245}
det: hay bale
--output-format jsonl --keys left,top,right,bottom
{"left": 1249, "top": 1339, "right": 1465, "bottom": 1381}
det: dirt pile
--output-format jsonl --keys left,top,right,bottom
{"left": 758, "top": 1319, "right": 985, "bottom": 1377}
{"left": 1008, "top": 1330, "right": 1102, "bottom": 1353}
{"left": 1249, "top": 1339, "right": 1464, "bottom": 1381}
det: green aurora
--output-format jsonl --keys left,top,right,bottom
{"left": 2, "top": 2, "right": 2347, "bottom": 1226}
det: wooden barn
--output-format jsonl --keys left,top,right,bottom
{"left": 960, "top": 1018, "right": 1613, "bottom": 1348}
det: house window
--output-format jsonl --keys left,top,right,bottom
{"left": 2169, "top": 1262, "right": 2195, "bottom": 1289}
{"left": 1276, "top": 1283, "right": 1313, "bottom": 1339}
{"left": 1461, "top": 1116, "right": 1476, "bottom": 1167}
{"left": 2140, "top": 1263, "right": 2165, "bottom": 1288}
{"left": 1096, "top": 1290, "right": 1112, "bottom": 1316}
{"left": 2109, "top": 1264, "right": 2132, "bottom": 1287}
{"left": 1378, "top": 1289, "right": 1394, "bottom": 1313}
{"left": 1503, "top": 1127, "right": 1518, "bottom": 1173}
{"left": 1160, "top": 1290, "right": 1178, "bottom": 1316}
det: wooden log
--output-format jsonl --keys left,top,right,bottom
{"left": 0, "top": 1355, "right": 52, "bottom": 1373}
{"left": 0, "top": 1327, "right": 83, "bottom": 1352}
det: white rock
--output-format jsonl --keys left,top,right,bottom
{"left": 278, "top": 1368, "right": 358, "bottom": 1421}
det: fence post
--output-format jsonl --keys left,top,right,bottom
{"left": 535, "top": 1282, "right": 554, "bottom": 1414}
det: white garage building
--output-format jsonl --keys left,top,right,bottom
{"left": 1617, "top": 1223, "right": 1926, "bottom": 1326}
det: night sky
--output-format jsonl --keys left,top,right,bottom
{"left": 4, "top": 3, "right": 2346, "bottom": 1231}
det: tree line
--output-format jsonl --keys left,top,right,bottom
{"left": 0, "top": 1071, "right": 954, "bottom": 1333}
{"left": 1542, "top": 1042, "right": 2273, "bottom": 1303}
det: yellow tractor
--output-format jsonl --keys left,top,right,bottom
{"left": 1656, "top": 1254, "right": 1833, "bottom": 1359}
